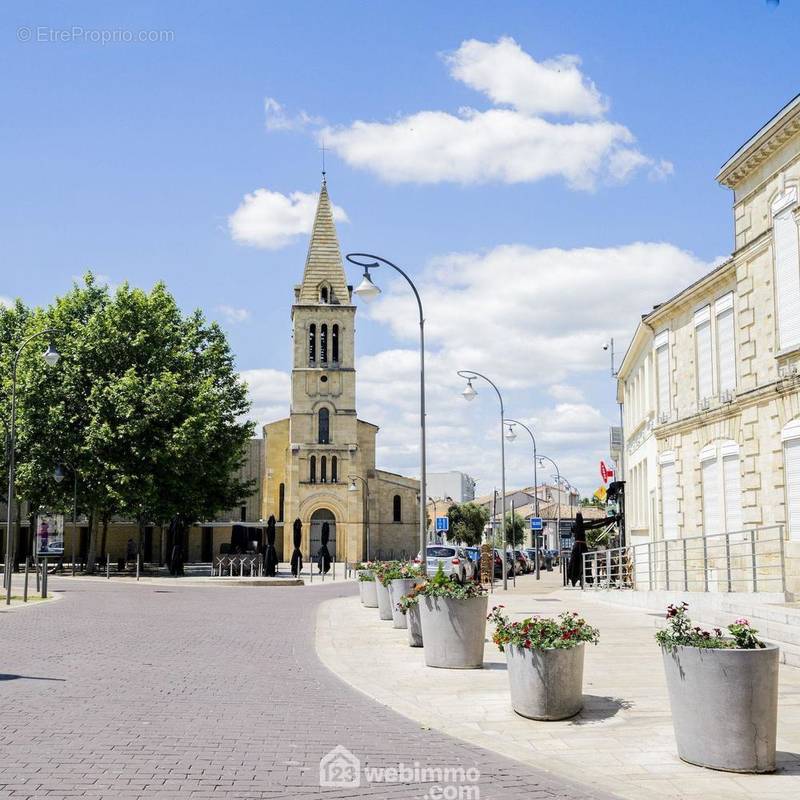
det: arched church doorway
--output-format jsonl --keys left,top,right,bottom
{"left": 310, "top": 508, "right": 336, "bottom": 560}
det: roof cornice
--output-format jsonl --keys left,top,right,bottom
{"left": 717, "top": 94, "right": 800, "bottom": 189}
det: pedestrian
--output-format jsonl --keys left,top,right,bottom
{"left": 568, "top": 513, "right": 588, "bottom": 587}
{"left": 170, "top": 543, "right": 184, "bottom": 576}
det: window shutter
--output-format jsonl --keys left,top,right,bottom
{"left": 660, "top": 461, "right": 678, "bottom": 540}
{"left": 701, "top": 455, "right": 721, "bottom": 536}
{"left": 774, "top": 206, "right": 800, "bottom": 350}
{"left": 716, "top": 307, "right": 736, "bottom": 393}
{"left": 722, "top": 452, "right": 743, "bottom": 533}
{"left": 657, "top": 344, "right": 670, "bottom": 415}
{"left": 695, "top": 317, "right": 713, "bottom": 401}
{"left": 785, "top": 438, "right": 800, "bottom": 542}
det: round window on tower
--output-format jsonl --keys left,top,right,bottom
{"left": 320, "top": 375, "right": 328, "bottom": 383}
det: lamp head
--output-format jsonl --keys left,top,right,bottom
{"left": 347, "top": 478, "right": 358, "bottom": 492}
{"left": 353, "top": 269, "right": 381, "bottom": 301}
{"left": 53, "top": 464, "right": 66, "bottom": 484}
{"left": 43, "top": 342, "right": 61, "bottom": 367}
{"left": 461, "top": 379, "right": 477, "bottom": 402}
{"left": 505, "top": 424, "right": 517, "bottom": 442}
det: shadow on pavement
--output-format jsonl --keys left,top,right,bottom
{"left": 570, "top": 695, "right": 632, "bottom": 725}
{"left": 0, "top": 674, "right": 65, "bottom": 682}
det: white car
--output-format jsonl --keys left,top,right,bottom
{"left": 416, "top": 545, "right": 475, "bottom": 584}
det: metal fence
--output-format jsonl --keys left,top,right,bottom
{"left": 581, "top": 525, "right": 786, "bottom": 594}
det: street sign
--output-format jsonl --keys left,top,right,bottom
{"left": 529, "top": 517, "right": 543, "bottom": 531}
{"left": 600, "top": 461, "right": 614, "bottom": 484}
{"left": 435, "top": 516, "right": 449, "bottom": 532}
{"left": 36, "top": 513, "right": 64, "bottom": 557}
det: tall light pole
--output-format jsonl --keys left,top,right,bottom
{"left": 54, "top": 463, "right": 78, "bottom": 574}
{"left": 346, "top": 253, "right": 428, "bottom": 574}
{"left": 5, "top": 330, "right": 61, "bottom": 605}
{"left": 504, "top": 419, "right": 541, "bottom": 579}
{"left": 458, "top": 370, "right": 508, "bottom": 590}
{"left": 537, "top": 454, "right": 561, "bottom": 553}
{"left": 347, "top": 474, "right": 370, "bottom": 561}
{"left": 605, "top": 337, "right": 625, "bottom": 545}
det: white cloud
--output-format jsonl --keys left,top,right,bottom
{"left": 264, "top": 97, "right": 323, "bottom": 132}
{"left": 322, "top": 37, "right": 667, "bottom": 189}
{"left": 217, "top": 305, "right": 251, "bottom": 324}
{"left": 228, "top": 188, "right": 349, "bottom": 250}
{"left": 0, "top": 296, "right": 12, "bottom": 308}
{"left": 548, "top": 384, "right": 585, "bottom": 403}
{"left": 241, "top": 368, "right": 290, "bottom": 429}
{"left": 444, "top": 37, "right": 606, "bottom": 117}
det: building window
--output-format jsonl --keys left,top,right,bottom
{"left": 393, "top": 494, "right": 402, "bottom": 522}
{"left": 773, "top": 188, "right": 800, "bottom": 351}
{"left": 240, "top": 505, "right": 247, "bottom": 522}
{"left": 715, "top": 293, "right": 736, "bottom": 394}
{"left": 320, "top": 324, "right": 328, "bottom": 363}
{"left": 331, "top": 456, "right": 337, "bottom": 483}
{"left": 278, "top": 483, "right": 285, "bottom": 522}
{"left": 318, "top": 408, "right": 330, "bottom": 444}
{"left": 694, "top": 306, "right": 713, "bottom": 404}
{"left": 310, "top": 456, "right": 316, "bottom": 483}
{"left": 321, "top": 456, "right": 327, "bottom": 483}
{"left": 308, "top": 324, "right": 316, "bottom": 364}
{"left": 783, "top": 420, "right": 800, "bottom": 541}
{"left": 659, "top": 452, "right": 678, "bottom": 540}
{"left": 655, "top": 330, "right": 670, "bottom": 418}
{"left": 700, "top": 440, "right": 742, "bottom": 536}
{"left": 320, "top": 286, "right": 329, "bottom": 304}
{"left": 332, "top": 324, "right": 339, "bottom": 363}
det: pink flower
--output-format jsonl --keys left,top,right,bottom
{"left": 735, "top": 617, "right": 749, "bottom": 626}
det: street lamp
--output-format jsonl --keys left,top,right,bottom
{"left": 5, "top": 329, "right": 62, "bottom": 604}
{"left": 346, "top": 253, "right": 428, "bottom": 575}
{"left": 504, "top": 418, "right": 541, "bottom": 579}
{"left": 348, "top": 475, "right": 370, "bottom": 561}
{"left": 457, "top": 370, "right": 508, "bottom": 589}
{"left": 537, "top": 454, "right": 562, "bottom": 554}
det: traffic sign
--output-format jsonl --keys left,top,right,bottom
{"left": 529, "top": 517, "right": 543, "bottom": 531}
{"left": 435, "top": 516, "right": 449, "bottom": 532}
{"left": 600, "top": 461, "right": 614, "bottom": 484}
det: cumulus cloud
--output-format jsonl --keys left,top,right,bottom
{"left": 548, "top": 384, "right": 585, "bottom": 403}
{"left": 241, "top": 368, "right": 290, "bottom": 429}
{"left": 321, "top": 37, "right": 668, "bottom": 189}
{"left": 228, "top": 188, "right": 349, "bottom": 250}
{"left": 217, "top": 305, "right": 251, "bottom": 324}
{"left": 264, "top": 97, "right": 323, "bottom": 131}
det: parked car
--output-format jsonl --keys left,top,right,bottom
{"left": 524, "top": 547, "right": 544, "bottom": 569}
{"left": 493, "top": 548, "right": 516, "bottom": 577}
{"left": 513, "top": 549, "right": 530, "bottom": 574}
{"left": 463, "top": 546, "right": 483, "bottom": 580}
{"left": 416, "top": 545, "right": 475, "bottom": 584}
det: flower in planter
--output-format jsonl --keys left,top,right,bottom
{"left": 414, "top": 562, "right": 488, "bottom": 600}
{"left": 373, "top": 560, "right": 423, "bottom": 586}
{"left": 396, "top": 581, "right": 426, "bottom": 614}
{"left": 487, "top": 605, "right": 599, "bottom": 653}
{"left": 655, "top": 603, "right": 765, "bottom": 651}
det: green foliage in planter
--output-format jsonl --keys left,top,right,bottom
{"left": 655, "top": 603, "right": 765, "bottom": 651}
{"left": 415, "top": 563, "right": 487, "bottom": 599}
{"left": 487, "top": 605, "right": 599, "bottom": 652}
{"left": 374, "top": 561, "right": 423, "bottom": 586}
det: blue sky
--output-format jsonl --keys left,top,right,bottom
{"left": 2, "top": 1, "right": 797, "bottom": 496}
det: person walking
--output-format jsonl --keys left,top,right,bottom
{"left": 568, "top": 512, "right": 614, "bottom": 587}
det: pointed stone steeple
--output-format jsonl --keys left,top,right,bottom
{"left": 297, "top": 181, "right": 350, "bottom": 305}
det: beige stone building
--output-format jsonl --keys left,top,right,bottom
{"left": 260, "top": 180, "right": 420, "bottom": 563}
{"left": 618, "top": 95, "right": 800, "bottom": 595}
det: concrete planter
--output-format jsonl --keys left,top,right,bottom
{"left": 406, "top": 604, "right": 423, "bottom": 647}
{"left": 661, "top": 644, "right": 779, "bottom": 773}
{"left": 505, "top": 643, "right": 585, "bottom": 720}
{"left": 358, "top": 572, "right": 378, "bottom": 608}
{"left": 375, "top": 579, "right": 393, "bottom": 621}
{"left": 389, "top": 579, "right": 417, "bottom": 629}
{"left": 419, "top": 594, "right": 488, "bottom": 669}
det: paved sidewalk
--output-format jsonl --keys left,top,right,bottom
{"left": 316, "top": 572, "right": 800, "bottom": 800}
{"left": 0, "top": 575, "right": 616, "bottom": 799}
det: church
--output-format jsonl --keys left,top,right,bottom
{"left": 259, "top": 180, "right": 420, "bottom": 563}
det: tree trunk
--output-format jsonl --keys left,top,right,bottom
{"left": 85, "top": 510, "right": 98, "bottom": 574}
{"left": 100, "top": 515, "right": 109, "bottom": 561}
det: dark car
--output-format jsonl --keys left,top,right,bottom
{"left": 464, "top": 546, "right": 482, "bottom": 580}
{"left": 493, "top": 548, "right": 516, "bottom": 577}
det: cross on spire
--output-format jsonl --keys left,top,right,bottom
{"left": 320, "top": 139, "right": 328, "bottom": 184}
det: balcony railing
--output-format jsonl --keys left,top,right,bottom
{"left": 581, "top": 525, "right": 786, "bottom": 594}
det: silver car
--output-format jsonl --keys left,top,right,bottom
{"left": 417, "top": 545, "right": 475, "bottom": 584}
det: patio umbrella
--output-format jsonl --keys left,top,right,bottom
{"left": 317, "top": 521, "right": 332, "bottom": 575}
{"left": 265, "top": 515, "right": 279, "bottom": 577}
{"left": 290, "top": 518, "right": 303, "bottom": 577}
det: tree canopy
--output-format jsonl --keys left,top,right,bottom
{"left": 445, "top": 502, "right": 489, "bottom": 546}
{"left": 7, "top": 274, "right": 255, "bottom": 569}
{"left": 503, "top": 512, "right": 526, "bottom": 548}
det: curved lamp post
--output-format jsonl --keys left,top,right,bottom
{"left": 347, "top": 474, "right": 370, "bottom": 562}
{"left": 346, "top": 253, "right": 428, "bottom": 574}
{"left": 504, "top": 418, "right": 541, "bottom": 579}
{"left": 537, "top": 454, "right": 561, "bottom": 554}
{"left": 5, "top": 330, "right": 61, "bottom": 605}
{"left": 457, "top": 370, "right": 508, "bottom": 589}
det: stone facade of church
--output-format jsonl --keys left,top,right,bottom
{"left": 260, "top": 181, "right": 420, "bottom": 563}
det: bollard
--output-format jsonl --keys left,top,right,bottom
{"left": 106, "top": 553, "right": 110, "bottom": 579}
{"left": 35, "top": 558, "right": 41, "bottom": 592}
{"left": 136, "top": 554, "right": 140, "bottom": 581}
{"left": 333, "top": 559, "right": 336, "bottom": 581}
{"left": 23, "top": 558, "right": 29, "bottom": 602}
{"left": 321, "top": 557, "right": 325, "bottom": 582}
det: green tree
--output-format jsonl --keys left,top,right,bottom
{"left": 14, "top": 275, "right": 255, "bottom": 571}
{"left": 446, "top": 502, "right": 489, "bottom": 546}
{"left": 503, "top": 512, "right": 526, "bottom": 548}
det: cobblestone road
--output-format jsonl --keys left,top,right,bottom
{"left": 0, "top": 579, "right": 617, "bottom": 799}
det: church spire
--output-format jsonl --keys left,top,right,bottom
{"left": 297, "top": 180, "right": 350, "bottom": 305}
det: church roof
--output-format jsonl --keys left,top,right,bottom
{"left": 297, "top": 180, "right": 351, "bottom": 305}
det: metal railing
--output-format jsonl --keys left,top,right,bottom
{"left": 212, "top": 554, "right": 263, "bottom": 577}
{"left": 581, "top": 525, "right": 786, "bottom": 594}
